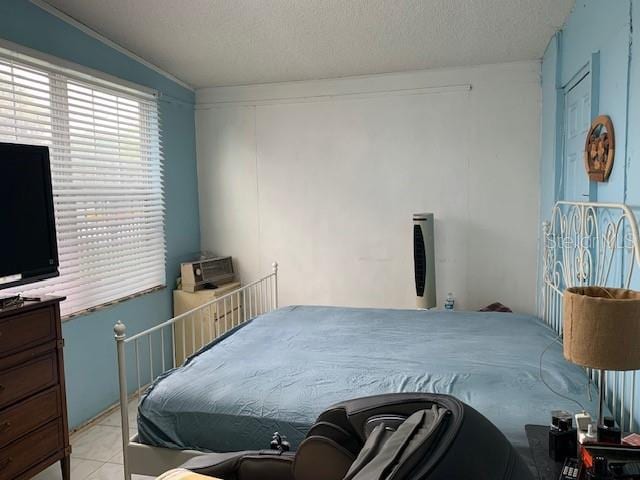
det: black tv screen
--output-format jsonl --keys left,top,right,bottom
{"left": 0, "top": 143, "right": 59, "bottom": 290}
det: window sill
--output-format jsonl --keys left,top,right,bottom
{"left": 61, "top": 285, "right": 166, "bottom": 322}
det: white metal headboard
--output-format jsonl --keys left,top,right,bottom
{"left": 542, "top": 201, "right": 640, "bottom": 431}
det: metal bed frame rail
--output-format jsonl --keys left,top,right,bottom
{"left": 542, "top": 201, "right": 640, "bottom": 432}
{"left": 113, "top": 262, "right": 279, "bottom": 480}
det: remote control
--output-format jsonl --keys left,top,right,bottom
{"left": 559, "top": 458, "right": 580, "bottom": 480}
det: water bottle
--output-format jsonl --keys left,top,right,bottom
{"left": 444, "top": 292, "right": 455, "bottom": 311}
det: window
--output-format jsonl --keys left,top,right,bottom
{"left": 0, "top": 46, "right": 165, "bottom": 318}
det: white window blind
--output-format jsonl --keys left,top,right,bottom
{"left": 0, "top": 47, "right": 165, "bottom": 318}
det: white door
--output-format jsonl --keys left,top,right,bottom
{"left": 562, "top": 73, "right": 592, "bottom": 201}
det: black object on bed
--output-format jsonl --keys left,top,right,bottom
{"left": 181, "top": 392, "right": 534, "bottom": 480}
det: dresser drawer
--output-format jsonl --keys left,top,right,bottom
{"left": 0, "top": 387, "right": 60, "bottom": 449}
{"left": 0, "top": 352, "right": 57, "bottom": 409}
{"left": 0, "top": 307, "right": 56, "bottom": 357}
{"left": 0, "top": 419, "right": 63, "bottom": 480}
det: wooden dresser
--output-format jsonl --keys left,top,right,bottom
{"left": 0, "top": 297, "right": 70, "bottom": 480}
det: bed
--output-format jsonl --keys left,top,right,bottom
{"left": 137, "top": 305, "right": 596, "bottom": 454}
{"left": 114, "top": 201, "right": 640, "bottom": 480}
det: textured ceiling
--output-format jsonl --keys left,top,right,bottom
{"left": 39, "top": 0, "right": 574, "bottom": 89}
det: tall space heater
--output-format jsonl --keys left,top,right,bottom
{"left": 413, "top": 213, "right": 436, "bottom": 309}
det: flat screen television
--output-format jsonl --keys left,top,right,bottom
{"left": 0, "top": 142, "right": 59, "bottom": 290}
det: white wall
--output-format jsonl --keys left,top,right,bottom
{"left": 195, "top": 61, "right": 541, "bottom": 314}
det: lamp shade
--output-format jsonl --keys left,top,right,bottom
{"left": 563, "top": 286, "right": 640, "bottom": 370}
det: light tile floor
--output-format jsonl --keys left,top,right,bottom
{"left": 33, "top": 402, "right": 154, "bottom": 480}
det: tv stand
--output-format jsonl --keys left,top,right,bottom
{"left": 0, "top": 296, "right": 70, "bottom": 479}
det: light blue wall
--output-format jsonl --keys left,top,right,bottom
{"left": 540, "top": 0, "right": 640, "bottom": 427}
{"left": 540, "top": 0, "right": 632, "bottom": 211}
{"left": 540, "top": 0, "right": 633, "bottom": 290}
{"left": 539, "top": 34, "right": 560, "bottom": 221}
{"left": 0, "top": 0, "right": 200, "bottom": 428}
{"left": 628, "top": 3, "right": 640, "bottom": 208}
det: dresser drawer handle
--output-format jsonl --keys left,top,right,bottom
{"left": 0, "top": 457, "right": 12, "bottom": 470}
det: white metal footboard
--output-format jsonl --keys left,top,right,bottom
{"left": 114, "top": 263, "right": 279, "bottom": 480}
{"left": 542, "top": 201, "right": 640, "bottom": 432}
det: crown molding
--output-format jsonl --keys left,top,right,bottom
{"left": 30, "top": 0, "right": 194, "bottom": 92}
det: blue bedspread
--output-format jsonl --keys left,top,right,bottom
{"left": 138, "top": 306, "right": 597, "bottom": 453}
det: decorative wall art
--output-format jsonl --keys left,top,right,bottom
{"left": 584, "top": 115, "right": 615, "bottom": 182}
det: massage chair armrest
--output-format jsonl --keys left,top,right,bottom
{"left": 180, "top": 450, "right": 295, "bottom": 480}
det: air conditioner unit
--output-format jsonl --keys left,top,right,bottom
{"left": 181, "top": 256, "right": 234, "bottom": 292}
{"left": 413, "top": 213, "right": 436, "bottom": 309}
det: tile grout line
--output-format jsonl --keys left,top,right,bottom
{"left": 76, "top": 458, "right": 104, "bottom": 480}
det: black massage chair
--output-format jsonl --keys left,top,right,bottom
{"left": 179, "top": 393, "right": 534, "bottom": 480}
